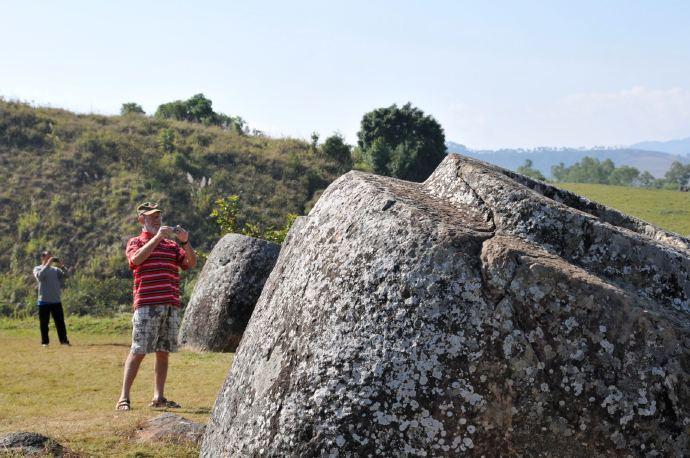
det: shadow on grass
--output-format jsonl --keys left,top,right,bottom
{"left": 182, "top": 407, "right": 212, "bottom": 415}
{"left": 85, "top": 343, "right": 131, "bottom": 348}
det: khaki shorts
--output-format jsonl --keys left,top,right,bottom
{"left": 131, "top": 306, "right": 180, "bottom": 354}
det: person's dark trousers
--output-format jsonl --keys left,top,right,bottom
{"left": 38, "top": 303, "right": 69, "bottom": 345}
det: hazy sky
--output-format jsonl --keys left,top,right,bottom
{"left": 2, "top": 1, "right": 689, "bottom": 149}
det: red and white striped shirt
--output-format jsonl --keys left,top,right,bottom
{"left": 125, "top": 231, "right": 188, "bottom": 309}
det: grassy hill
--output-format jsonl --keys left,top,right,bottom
{"left": 0, "top": 100, "right": 344, "bottom": 315}
{"left": 557, "top": 183, "right": 690, "bottom": 236}
{"left": 3, "top": 100, "right": 689, "bottom": 316}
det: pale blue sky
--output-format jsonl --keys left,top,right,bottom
{"left": 1, "top": 1, "right": 689, "bottom": 148}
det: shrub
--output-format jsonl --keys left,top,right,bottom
{"left": 62, "top": 275, "right": 132, "bottom": 316}
{"left": 320, "top": 133, "right": 353, "bottom": 170}
{"left": 0, "top": 272, "right": 34, "bottom": 317}
{"left": 120, "top": 103, "right": 145, "bottom": 116}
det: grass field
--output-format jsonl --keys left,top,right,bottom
{"left": 0, "top": 315, "right": 232, "bottom": 457}
{"left": 556, "top": 183, "right": 690, "bottom": 237}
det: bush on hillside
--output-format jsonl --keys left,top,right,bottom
{"left": 320, "top": 133, "right": 353, "bottom": 171}
{"left": 154, "top": 93, "right": 245, "bottom": 133}
{"left": 120, "top": 103, "right": 145, "bottom": 116}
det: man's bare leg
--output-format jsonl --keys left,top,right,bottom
{"left": 117, "top": 352, "right": 145, "bottom": 409}
{"left": 153, "top": 351, "right": 169, "bottom": 400}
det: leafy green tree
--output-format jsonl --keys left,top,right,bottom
{"left": 154, "top": 94, "right": 245, "bottom": 132}
{"left": 609, "top": 165, "right": 640, "bottom": 186}
{"left": 637, "top": 171, "right": 657, "bottom": 188}
{"left": 357, "top": 103, "right": 446, "bottom": 181}
{"left": 664, "top": 161, "right": 690, "bottom": 190}
{"left": 216, "top": 113, "right": 246, "bottom": 133}
{"left": 120, "top": 103, "right": 145, "bottom": 116}
{"left": 516, "top": 159, "right": 546, "bottom": 181}
{"left": 550, "top": 157, "right": 667, "bottom": 189}
{"left": 552, "top": 157, "right": 621, "bottom": 184}
{"left": 566, "top": 157, "right": 614, "bottom": 184}
{"left": 551, "top": 162, "right": 567, "bottom": 182}
{"left": 155, "top": 99, "right": 187, "bottom": 121}
{"left": 365, "top": 137, "right": 393, "bottom": 176}
{"left": 320, "top": 133, "right": 353, "bottom": 170}
{"left": 185, "top": 93, "right": 215, "bottom": 124}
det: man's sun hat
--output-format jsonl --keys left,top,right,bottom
{"left": 137, "top": 202, "right": 163, "bottom": 216}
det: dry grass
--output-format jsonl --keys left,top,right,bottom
{"left": 0, "top": 317, "right": 232, "bottom": 457}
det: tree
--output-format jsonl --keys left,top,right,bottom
{"left": 365, "top": 138, "right": 393, "bottom": 176}
{"left": 664, "top": 161, "right": 690, "bottom": 190}
{"left": 516, "top": 159, "right": 546, "bottom": 181}
{"left": 320, "top": 133, "right": 353, "bottom": 170}
{"left": 120, "top": 103, "right": 145, "bottom": 116}
{"left": 155, "top": 93, "right": 213, "bottom": 123}
{"left": 551, "top": 157, "right": 634, "bottom": 185}
{"left": 609, "top": 165, "right": 640, "bottom": 186}
{"left": 185, "top": 93, "right": 215, "bottom": 124}
{"left": 357, "top": 103, "right": 446, "bottom": 181}
{"left": 637, "top": 171, "right": 657, "bottom": 188}
{"left": 154, "top": 94, "right": 245, "bottom": 132}
{"left": 155, "top": 100, "right": 187, "bottom": 121}
{"left": 551, "top": 162, "right": 567, "bottom": 182}
{"left": 216, "top": 113, "right": 246, "bottom": 134}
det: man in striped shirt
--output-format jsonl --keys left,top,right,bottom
{"left": 116, "top": 202, "right": 197, "bottom": 411}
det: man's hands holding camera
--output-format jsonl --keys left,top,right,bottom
{"left": 157, "top": 225, "right": 189, "bottom": 244}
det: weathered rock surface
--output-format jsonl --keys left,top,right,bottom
{"left": 135, "top": 413, "right": 205, "bottom": 445}
{"left": 0, "top": 432, "right": 67, "bottom": 456}
{"left": 179, "top": 234, "right": 280, "bottom": 352}
{"left": 201, "top": 154, "right": 690, "bottom": 456}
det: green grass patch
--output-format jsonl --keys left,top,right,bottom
{"left": 0, "top": 317, "right": 232, "bottom": 457}
{"left": 0, "top": 313, "right": 133, "bottom": 334}
{"left": 557, "top": 183, "right": 690, "bottom": 237}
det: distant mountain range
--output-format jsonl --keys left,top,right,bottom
{"left": 446, "top": 139, "right": 690, "bottom": 178}
{"left": 630, "top": 137, "right": 690, "bottom": 156}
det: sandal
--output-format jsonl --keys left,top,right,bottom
{"left": 149, "top": 397, "right": 181, "bottom": 408}
{"left": 115, "top": 398, "right": 131, "bottom": 411}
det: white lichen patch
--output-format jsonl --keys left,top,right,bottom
{"left": 600, "top": 339, "right": 614, "bottom": 354}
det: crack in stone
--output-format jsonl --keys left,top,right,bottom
{"left": 454, "top": 172, "right": 497, "bottom": 232}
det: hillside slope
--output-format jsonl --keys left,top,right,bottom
{"left": 0, "top": 100, "right": 343, "bottom": 314}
